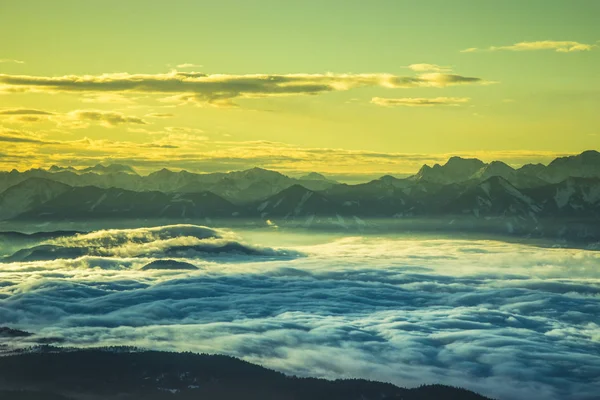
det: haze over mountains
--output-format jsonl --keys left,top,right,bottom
{"left": 1, "top": 150, "right": 599, "bottom": 242}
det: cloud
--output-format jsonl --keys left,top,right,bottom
{"left": 0, "top": 70, "right": 491, "bottom": 107}
{"left": 462, "top": 40, "right": 597, "bottom": 53}
{"left": 145, "top": 112, "right": 174, "bottom": 118}
{"left": 0, "top": 108, "right": 55, "bottom": 116}
{"left": 371, "top": 97, "right": 470, "bottom": 107}
{"left": 0, "top": 131, "right": 573, "bottom": 180}
{"left": 175, "top": 63, "right": 203, "bottom": 69}
{"left": 0, "top": 128, "right": 53, "bottom": 144}
{"left": 3, "top": 225, "right": 302, "bottom": 262}
{"left": 80, "top": 94, "right": 138, "bottom": 104}
{"left": 66, "top": 110, "right": 148, "bottom": 126}
{"left": 407, "top": 64, "right": 451, "bottom": 72}
{"left": 1, "top": 232, "right": 599, "bottom": 400}
{"left": 0, "top": 108, "right": 148, "bottom": 128}
{"left": 0, "top": 59, "right": 25, "bottom": 64}
{"left": 0, "top": 134, "right": 48, "bottom": 144}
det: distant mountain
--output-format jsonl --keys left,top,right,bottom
{"left": 410, "top": 151, "right": 600, "bottom": 188}
{"left": 0, "top": 166, "right": 338, "bottom": 204}
{"left": 0, "top": 348, "right": 493, "bottom": 400}
{"left": 2, "top": 151, "right": 600, "bottom": 242}
{"left": 413, "top": 156, "right": 486, "bottom": 184}
{"left": 523, "top": 177, "right": 600, "bottom": 218}
{"left": 470, "top": 161, "right": 547, "bottom": 188}
{"left": 83, "top": 163, "right": 137, "bottom": 175}
{"left": 298, "top": 172, "right": 337, "bottom": 183}
{"left": 323, "top": 176, "right": 415, "bottom": 217}
{"left": 0, "top": 178, "right": 70, "bottom": 220}
{"left": 48, "top": 163, "right": 137, "bottom": 175}
{"left": 519, "top": 150, "right": 600, "bottom": 183}
{"left": 2, "top": 151, "right": 600, "bottom": 202}
{"left": 442, "top": 176, "right": 540, "bottom": 219}
{"left": 254, "top": 184, "right": 338, "bottom": 220}
{"left": 16, "top": 186, "right": 242, "bottom": 220}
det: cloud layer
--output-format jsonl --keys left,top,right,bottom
{"left": 0, "top": 127, "right": 574, "bottom": 181}
{"left": 0, "top": 59, "right": 25, "bottom": 64}
{"left": 2, "top": 225, "right": 301, "bottom": 262}
{"left": 462, "top": 40, "right": 597, "bottom": 53}
{"left": 1, "top": 228, "right": 599, "bottom": 400}
{"left": 0, "top": 70, "right": 490, "bottom": 106}
{"left": 371, "top": 97, "right": 470, "bottom": 107}
{"left": 0, "top": 108, "right": 149, "bottom": 127}
{"left": 407, "top": 64, "right": 452, "bottom": 72}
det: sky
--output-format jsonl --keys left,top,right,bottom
{"left": 0, "top": 0, "right": 599, "bottom": 180}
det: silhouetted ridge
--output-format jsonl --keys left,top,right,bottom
{"left": 140, "top": 260, "right": 198, "bottom": 270}
{"left": 0, "top": 347, "right": 494, "bottom": 400}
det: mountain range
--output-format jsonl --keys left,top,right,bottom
{"left": 1, "top": 150, "right": 599, "bottom": 243}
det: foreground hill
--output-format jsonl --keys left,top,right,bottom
{"left": 0, "top": 347, "right": 493, "bottom": 400}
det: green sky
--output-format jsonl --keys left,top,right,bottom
{"left": 0, "top": 0, "right": 598, "bottom": 180}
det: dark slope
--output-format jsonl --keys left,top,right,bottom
{"left": 441, "top": 176, "right": 539, "bottom": 218}
{"left": 15, "top": 186, "right": 242, "bottom": 220}
{"left": 0, "top": 348, "right": 493, "bottom": 400}
{"left": 522, "top": 177, "right": 600, "bottom": 218}
{"left": 254, "top": 184, "right": 339, "bottom": 218}
{"left": 0, "top": 178, "right": 71, "bottom": 220}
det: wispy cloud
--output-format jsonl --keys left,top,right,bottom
{"left": 0, "top": 108, "right": 148, "bottom": 127}
{"left": 462, "top": 40, "right": 597, "bottom": 53}
{"left": 0, "top": 128, "right": 571, "bottom": 179}
{"left": 175, "top": 63, "right": 203, "bottom": 69}
{"left": 66, "top": 110, "right": 148, "bottom": 127}
{"left": 407, "top": 64, "right": 451, "bottom": 72}
{"left": 0, "top": 70, "right": 492, "bottom": 107}
{"left": 0, "top": 58, "right": 25, "bottom": 64}
{"left": 0, "top": 108, "right": 56, "bottom": 116}
{"left": 0, "top": 128, "right": 53, "bottom": 144}
{"left": 145, "top": 112, "right": 174, "bottom": 118}
{"left": 371, "top": 97, "right": 470, "bottom": 107}
{"left": 0, "top": 134, "right": 49, "bottom": 144}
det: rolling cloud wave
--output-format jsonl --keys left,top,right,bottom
{"left": 2, "top": 225, "right": 302, "bottom": 262}
{"left": 0, "top": 230, "right": 599, "bottom": 400}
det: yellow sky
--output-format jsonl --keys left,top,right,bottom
{"left": 0, "top": 1, "right": 598, "bottom": 181}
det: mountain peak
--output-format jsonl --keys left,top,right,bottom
{"left": 413, "top": 156, "right": 486, "bottom": 184}
{"left": 550, "top": 150, "right": 600, "bottom": 167}
{"left": 147, "top": 168, "right": 174, "bottom": 178}
{"left": 379, "top": 174, "right": 399, "bottom": 181}
{"left": 579, "top": 149, "right": 600, "bottom": 161}
{"left": 246, "top": 167, "right": 269, "bottom": 172}
{"left": 84, "top": 163, "right": 137, "bottom": 175}
{"left": 299, "top": 172, "right": 329, "bottom": 181}
{"left": 477, "top": 160, "right": 515, "bottom": 175}
{"left": 444, "top": 156, "right": 486, "bottom": 169}
{"left": 240, "top": 167, "right": 282, "bottom": 176}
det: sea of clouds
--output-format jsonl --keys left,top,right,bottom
{"left": 0, "top": 225, "right": 599, "bottom": 400}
